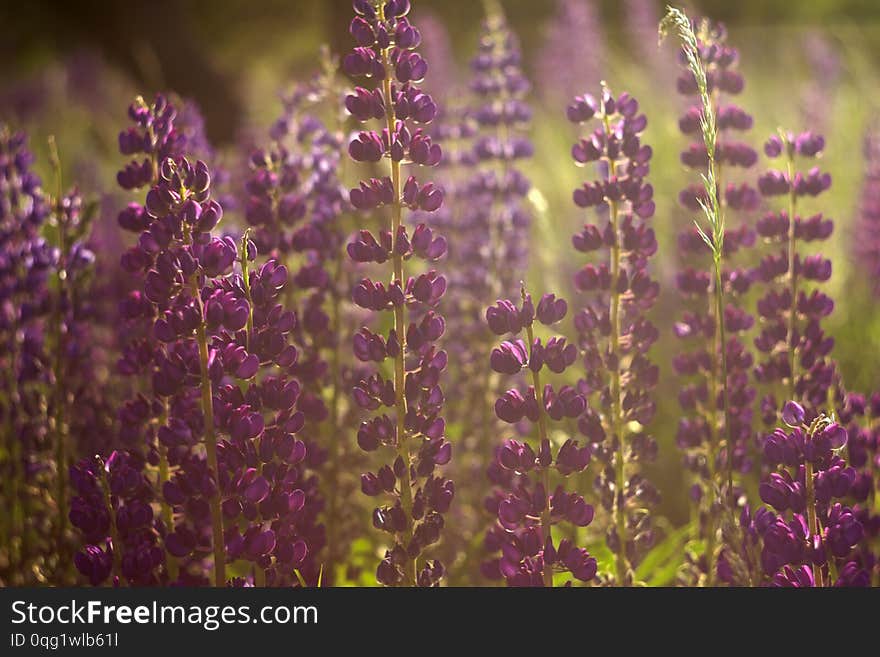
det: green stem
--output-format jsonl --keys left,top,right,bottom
{"left": 98, "top": 459, "right": 124, "bottom": 586}
{"left": 157, "top": 439, "right": 178, "bottom": 582}
{"left": 192, "top": 284, "right": 226, "bottom": 587}
{"left": 53, "top": 224, "right": 70, "bottom": 564}
{"left": 48, "top": 140, "right": 70, "bottom": 569}
{"left": 601, "top": 109, "right": 628, "bottom": 586}
{"left": 803, "top": 459, "right": 824, "bottom": 587}
{"left": 380, "top": 19, "right": 416, "bottom": 586}
{"left": 525, "top": 319, "right": 553, "bottom": 588}
{"left": 715, "top": 261, "right": 732, "bottom": 509}
{"left": 239, "top": 233, "right": 254, "bottom": 351}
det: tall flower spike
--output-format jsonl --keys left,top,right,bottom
{"left": 567, "top": 85, "right": 660, "bottom": 585}
{"left": 482, "top": 286, "right": 596, "bottom": 586}
{"left": 123, "top": 153, "right": 321, "bottom": 587}
{"left": 467, "top": 7, "right": 533, "bottom": 302}
{"left": 44, "top": 157, "right": 117, "bottom": 581}
{"left": 110, "top": 94, "right": 209, "bottom": 586}
{"left": 661, "top": 8, "right": 758, "bottom": 585}
{"left": 0, "top": 125, "right": 53, "bottom": 584}
{"left": 344, "top": 0, "right": 453, "bottom": 587}
{"left": 246, "top": 62, "right": 355, "bottom": 582}
{"left": 406, "top": 13, "right": 484, "bottom": 582}
{"left": 423, "top": 4, "right": 533, "bottom": 583}
{"left": 755, "top": 130, "right": 834, "bottom": 419}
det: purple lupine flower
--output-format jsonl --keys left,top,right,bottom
{"left": 830, "top": 391, "right": 879, "bottom": 582}
{"left": 116, "top": 94, "right": 187, "bottom": 191}
{"left": 0, "top": 125, "right": 53, "bottom": 584}
{"left": 466, "top": 10, "right": 533, "bottom": 300}
{"left": 482, "top": 288, "right": 596, "bottom": 587}
{"left": 111, "top": 94, "right": 218, "bottom": 586}
{"left": 51, "top": 190, "right": 115, "bottom": 465}
{"left": 121, "top": 153, "right": 321, "bottom": 587}
{"left": 754, "top": 130, "right": 834, "bottom": 419}
{"left": 115, "top": 93, "right": 191, "bottom": 437}
{"left": 669, "top": 19, "right": 758, "bottom": 585}
{"left": 536, "top": 0, "right": 603, "bottom": 105}
{"left": 413, "top": 8, "right": 534, "bottom": 585}
{"left": 344, "top": 0, "right": 453, "bottom": 587}
{"left": 44, "top": 183, "right": 118, "bottom": 578}
{"left": 211, "top": 257, "right": 323, "bottom": 586}
{"left": 749, "top": 406, "right": 869, "bottom": 586}
{"left": 567, "top": 86, "right": 660, "bottom": 584}
{"left": 70, "top": 451, "right": 165, "bottom": 585}
{"left": 269, "top": 65, "right": 362, "bottom": 585}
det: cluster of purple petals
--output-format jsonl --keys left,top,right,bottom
{"left": 0, "top": 126, "right": 53, "bottom": 582}
{"left": 671, "top": 23, "right": 758, "bottom": 544}
{"left": 0, "top": 125, "right": 52, "bottom": 430}
{"left": 246, "top": 77, "right": 348, "bottom": 414}
{"left": 74, "top": 90, "right": 325, "bottom": 587}
{"left": 132, "top": 154, "right": 320, "bottom": 585}
{"left": 115, "top": 94, "right": 192, "bottom": 454}
{"left": 260, "top": 75, "right": 354, "bottom": 582}
{"left": 111, "top": 98, "right": 204, "bottom": 585}
{"left": 481, "top": 292, "right": 597, "bottom": 586}
{"left": 116, "top": 95, "right": 188, "bottom": 191}
{"left": 70, "top": 451, "right": 165, "bottom": 585}
{"left": 209, "top": 258, "right": 325, "bottom": 586}
{"left": 440, "top": 17, "right": 533, "bottom": 522}
{"left": 754, "top": 131, "right": 835, "bottom": 419}
{"left": 736, "top": 402, "right": 870, "bottom": 586}
{"left": 567, "top": 88, "right": 660, "bottom": 576}
{"left": 52, "top": 190, "right": 114, "bottom": 462}
{"left": 466, "top": 12, "right": 532, "bottom": 302}
{"left": 344, "top": 0, "right": 453, "bottom": 587}
{"left": 835, "top": 391, "right": 880, "bottom": 579}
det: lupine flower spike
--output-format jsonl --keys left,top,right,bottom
{"left": 483, "top": 285, "right": 596, "bottom": 586}
{"left": 568, "top": 85, "right": 660, "bottom": 584}
{"left": 344, "top": 0, "right": 453, "bottom": 587}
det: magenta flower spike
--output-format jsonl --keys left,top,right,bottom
{"left": 567, "top": 85, "right": 660, "bottom": 585}
{"left": 344, "top": 0, "right": 453, "bottom": 587}
{"left": 482, "top": 286, "right": 596, "bottom": 586}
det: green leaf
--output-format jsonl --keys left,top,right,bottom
{"left": 636, "top": 523, "right": 693, "bottom": 585}
{"left": 586, "top": 539, "right": 616, "bottom": 577}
